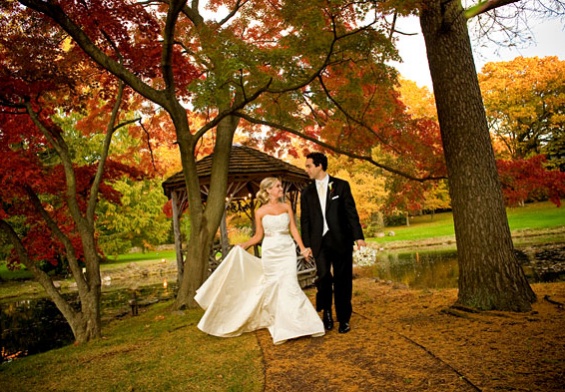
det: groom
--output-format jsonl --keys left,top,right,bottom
{"left": 300, "top": 152, "right": 366, "bottom": 334}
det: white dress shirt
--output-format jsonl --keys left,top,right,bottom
{"left": 315, "top": 175, "right": 329, "bottom": 235}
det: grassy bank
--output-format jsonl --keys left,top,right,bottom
{"left": 2, "top": 280, "right": 564, "bottom": 391}
{"left": 0, "top": 300, "right": 264, "bottom": 391}
{"left": 0, "top": 250, "right": 177, "bottom": 282}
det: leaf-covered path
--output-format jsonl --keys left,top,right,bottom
{"left": 257, "top": 277, "right": 565, "bottom": 391}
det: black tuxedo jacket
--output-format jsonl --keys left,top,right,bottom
{"left": 300, "top": 176, "right": 364, "bottom": 257}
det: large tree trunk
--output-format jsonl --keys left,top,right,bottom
{"left": 55, "top": 283, "right": 101, "bottom": 343}
{"left": 173, "top": 115, "right": 239, "bottom": 309}
{"left": 419, "top": 0, "right": 536, "bottom": 311}
{"left": 32, "top": 264, "right": 101, "bottom": 343}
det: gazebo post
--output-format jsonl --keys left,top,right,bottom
{"left": 171, "top": 190, "right": 184, "bottom": 287}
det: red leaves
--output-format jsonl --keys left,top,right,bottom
{"left": 0, "top": 150, "right": 143, "bottom": 265}
{"left": 497, "top": 155, "right": 565, "bottom": 207}
{"left": 54, "top": 0, "right": 200, "bottom": 89}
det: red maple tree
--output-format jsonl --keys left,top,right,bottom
{"left": 0, "top": 8, "right": 156, "bottom": 342}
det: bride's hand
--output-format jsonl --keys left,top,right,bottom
{"left": 300, "top": 248, "right": 312, "bottom": 259}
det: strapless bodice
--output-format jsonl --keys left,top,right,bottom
{"left": 262, "top": 213, "right": 290, "bottom": 237}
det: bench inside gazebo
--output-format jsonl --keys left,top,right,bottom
{"left": 162, "top": 145, "right": 316, "bottom": 288}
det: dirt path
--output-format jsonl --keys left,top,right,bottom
{"left": 257, "top": 277, "right": 565, "bottom": 391}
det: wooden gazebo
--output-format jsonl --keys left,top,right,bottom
{"left": 162, "top": 145, "right": 316, "bottom": 287}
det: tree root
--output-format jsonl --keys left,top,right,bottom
{"left": 543, "top": 295, "right": 564, "bottom": 309}
{"left": 440, "top": 308, "right": 472, "bottom": 319}
{"left": 450, "top": 304, "right": 480, "bottom": 313}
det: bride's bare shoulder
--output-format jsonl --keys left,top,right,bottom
{"left": 255, "top": 205, "right": 268, "bottom": 217}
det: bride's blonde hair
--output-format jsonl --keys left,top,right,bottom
{"left": 256, "top": 177, "right": 282, "bottom": 205}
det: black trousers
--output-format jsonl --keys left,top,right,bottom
{"left": 315, "top": 234, "right": 353, "bottom": 323}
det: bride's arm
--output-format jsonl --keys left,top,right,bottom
{"left": 238, "top": 209, "right": 264, "bottom": 250}
{"left": 286, "top": 205, "right": 310, "bottom": 257}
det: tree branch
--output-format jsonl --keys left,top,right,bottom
{"left": 162, "top": 0, "right": 186, "bottom": 94}
{"left": 139, "top": 119, "right": 158, "bottom": 171}
{"left": 18, "top": 0, "right": 168, "bottom": 108}
{"left": 316, "top": 74, "right": 395, "bottom": 151}
{"left": 465, "top": 0, "right": 522, "bottom": 19}
{"left": 24, "top": 186, "right": 88, "bottom": 293}
{"left": 217, "top": 0, "right": 250, "bottom": 26}
{"left": 235, "top": 112, "right": 445, "bottom": 182}
{"left": 0, "top": 218, "right": 78, "bottom": 316}
{"left": 24, "top": 101, "right": 87, "bottom": 230}
{"left": 87, "top": 81, "right": 126, "bottom": 224}
{"left": 193, "top": 78, "right": 273, "bottom": 140}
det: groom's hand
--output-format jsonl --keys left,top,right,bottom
{"left": 300, "top": 247, "right": 313, "bottom": 259}
{"left": 355, "top": 240, "right": 367, "bottom": 249}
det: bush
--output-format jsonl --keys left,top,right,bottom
{"left": 385, "top": 214, "right": 407, "bottom": 227}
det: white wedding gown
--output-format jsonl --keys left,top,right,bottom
{"left": 194, "top": 213, "right": 325, "bottom": 344}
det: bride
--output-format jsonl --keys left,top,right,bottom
{"left": 194, "top": 177, "right": 325, "bottom": 344}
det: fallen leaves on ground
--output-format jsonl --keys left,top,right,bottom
{"left": 257, "top": 277, "right": 565, "bottom": 391}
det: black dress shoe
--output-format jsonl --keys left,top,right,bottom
{"left": 322, "top": 310, "right": 334, "bottom": 330}
{"left": 338, "top": 322, "right": 351, "bottom": 334}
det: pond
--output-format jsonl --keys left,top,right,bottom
{"left": 1, "top": 297, "right": 74, "bottom": 362}
{"left": 365, "top": 244, "right": 565, "bottom": 289}
{"left": 369, "top": 250, "right": 460, "bottom": 289}
{"left": 1, "top": 282, "right": 175, "bottom": 363}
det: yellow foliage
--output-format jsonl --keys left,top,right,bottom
{"left": 479, "top": 56, "right": 565, "bottom": 159}
{"left": 397, "top": 78, "right": 437, "bottom": 120}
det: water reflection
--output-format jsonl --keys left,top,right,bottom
{"left": 1, "top": 282, "right": 175, "bottom": 363}
{"left": 364, "top": 248, "right": 557, "bottom": 289}
{"left": 370, "top": 250, "right": 460, "bottom": 289}
{"left": 1, "top": 298, "right": 74, "bottom": 362}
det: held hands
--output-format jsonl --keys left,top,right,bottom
{"left": 300, "top": 247, "right": 313, "bottom": 260}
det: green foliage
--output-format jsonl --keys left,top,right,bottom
{"left": 421, "top": 180, "right": 451, "bottom": 212}
{"left": 385, "top": 214, "right": 407, "bottom": 227}
{"left": 96, "top": 179, "right": 171, "bottom": 258}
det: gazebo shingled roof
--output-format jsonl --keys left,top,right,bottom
{"left": 162, "top": 145, "right": 310, "bottom": 200}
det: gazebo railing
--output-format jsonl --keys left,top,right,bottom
{"left": 205, "top": 243, "right": 317, "bottom": 289}
{"left": 296, "top": 253, "right": 317, "bottom": 289}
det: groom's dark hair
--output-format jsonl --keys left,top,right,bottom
{"left": 307, "top": 152, "right": 328, "bottom": 171}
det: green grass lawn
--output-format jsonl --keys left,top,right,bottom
{"left": 110, "top": 249, "right": 176, "bottom": 263}
{"left": 373, "top": 212, "right": 455, "bottom": 243}
{"left": 0, "top": 250, "right": 177, "bottom": 281}
{"left": 506, "top": 201, "right": 565, "bottom": 230}
{"left": 371, "top": 200, "right": 565, "bottom": 244}
{"left": 0, "top": 264, "right": 32, "bottom": 281}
